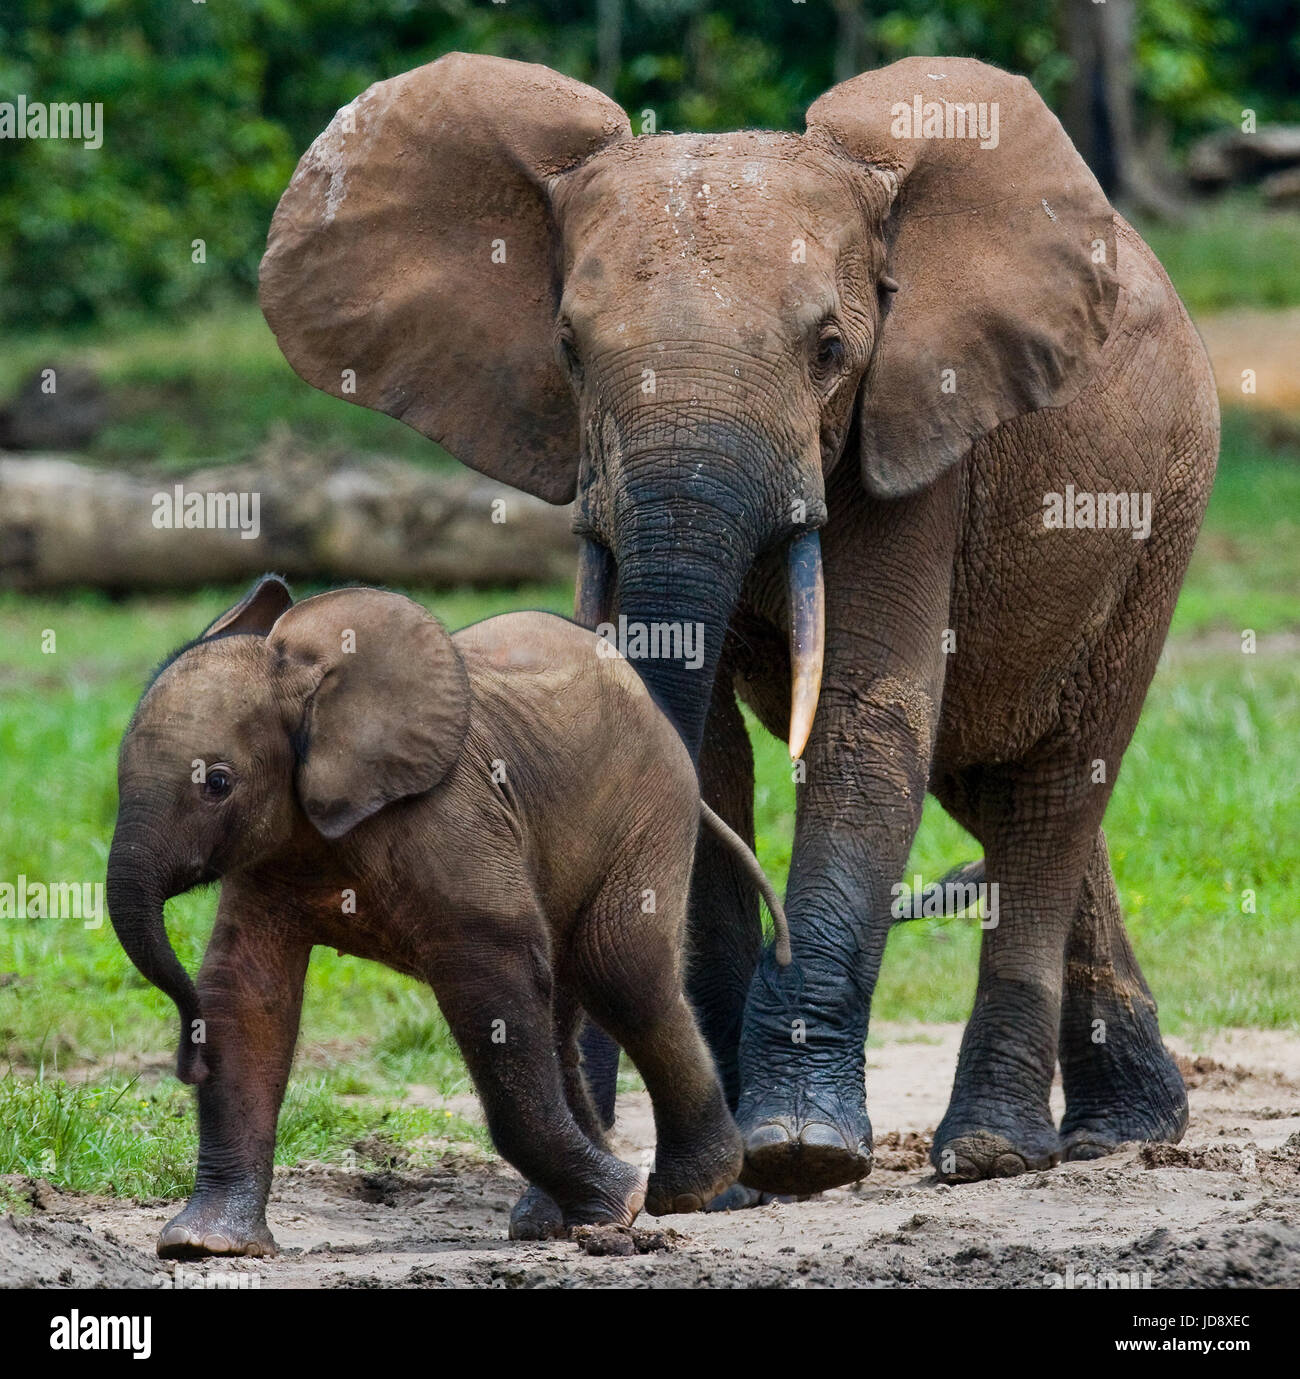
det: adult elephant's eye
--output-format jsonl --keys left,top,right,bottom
{"left": 812, "top": 327, "right": 846, "bottom": 385}
{"left": 556, "top": 323, "right": 583, "bottom": 383}
{"left": 202, "top": 766, "right": 234, "bottom": 800}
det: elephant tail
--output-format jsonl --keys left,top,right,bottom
{"left": 699, "top": 801, "right": 792, "bottom": 967}
{"left": 892, "top": 859, "right": 987, "bottom": 924}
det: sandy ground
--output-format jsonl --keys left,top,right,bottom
{"left": 3, "top": 1023, "right": 1297, "bottom": 1289}
{"left": 1197, "top": 307, "right": 1300, "bottom": 412}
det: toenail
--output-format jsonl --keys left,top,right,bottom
{"left": 745, "top": 1124, "right": 792, "bottom": 1151}
{"left": 798, "top": 1122, "right": 848, "bottom": 1150}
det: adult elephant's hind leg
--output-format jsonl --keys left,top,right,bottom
{"left": 933, "top": 763, "right": 1098, "bottom": 1182}
{"left": 1058, "top": 830, "right": 1188, "bottom": 1159}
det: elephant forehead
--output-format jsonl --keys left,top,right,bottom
{"left": 559, "top": 134, "right": 864, "bottom": 277}
{"left": 132, "top": 643, "right": 276, "bottom": 747}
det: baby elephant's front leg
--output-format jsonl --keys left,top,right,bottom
{"left": 157, "top": 906, "right": 310, "bottom": 1259}
{"left": 428, "top": 912, "right": 647, "bottom": 1230}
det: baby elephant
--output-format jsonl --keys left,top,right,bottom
{"left": 106, "top": 576, "right": 790, "bottom": 1258}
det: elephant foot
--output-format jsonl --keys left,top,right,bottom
{"left": 157, "top": 1196, "right": 277, "bottom": 1259}
{"left": 646, "top": 1126, "right": 744, "bottom": 1217}
{"left": 508, "top": 1185, "right": 567, "bottom": 1241}
{"left": 511, "top": 1167, "right": 649, "bottom": 1239}
{"left": 1060, "top": 1045, "right": 1189, "bottom": 1163}
{"left": 704, "top": 1183, "right": 806, "bottom": 1211}
{"left": 1060, "top": 1084, "right": 1189, "bottom": 1163}
{"left": 736, "top": 1088, "right": 872, "bottom": 1196}
{"left": 931, "top": 1115, "right": 1062, "bottom": 1183}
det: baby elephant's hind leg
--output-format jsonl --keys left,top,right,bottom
{"left": 508, "top": 992, "right": 614, "bottom": 1241}
{"left": 572, "top": 882, "right": 743, "bottom": 1216}
{"left": 428, "top": 910, "right": 646, "bottom": 1233}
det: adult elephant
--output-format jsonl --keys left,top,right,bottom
{"left": 260, "top": 53, "right": 1217, "bottom": 1193}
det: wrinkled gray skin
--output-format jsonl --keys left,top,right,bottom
{"left": 258, "top": 54, "right": 1218, "bottom": 1195}
{"left": 106, "top": 579, "right": 798, "bottom": 1256}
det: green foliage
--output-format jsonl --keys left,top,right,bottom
{"left": 2, "top": 0, "right": 1297, "bottom": 327}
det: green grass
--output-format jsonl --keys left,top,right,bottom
{"left": 1134, "top": 193, "right": 1300, "bottom": 314}
{"left": 0, "top": 299, "right": 457, "bottom": 469}
{"left": 0, "top": 1071, "right": 489, "bottom": 1200}
{"left": 1172, "top": 413, "right": 1300, "bottom": 637}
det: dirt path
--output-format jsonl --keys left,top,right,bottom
{"left": 4, "top": 1024, "right": 1297, "bottom": 1289}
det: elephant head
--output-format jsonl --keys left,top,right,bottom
{"left": 106, "top": 577, "right": 469, "bottom": 1082}
{"left": 260, "top": 54, "right": 1116, "bottom": 759}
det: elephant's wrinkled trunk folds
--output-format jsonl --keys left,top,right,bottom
{"left": 106, "top": 827, "right": 209, "bottom": 1085}
{"left": 579, "top": 527, "right": 826, "bottom": 763}
{"left": 583, "top": 466, "right": 825, "bottom": 764}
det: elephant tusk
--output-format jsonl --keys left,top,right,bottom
{"left": 787, "top": 530, "right": 825, "bottom": 761}
{"left": 573, "top": 537, "right": 616, "bottom": 631}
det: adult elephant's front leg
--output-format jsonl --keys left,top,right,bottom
{"left": 736, "top": 680, "right": 933, "bottom": 1194}
{"left": 157, "top": 895, "right": 310, "bottom": 1258}
{"left": 736, "top": 475, "right": 958, "bottom": 1195}
{"left": 686, "top": 655, "right": 763, "bottom": 1110}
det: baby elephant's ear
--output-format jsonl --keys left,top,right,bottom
{"left": 267, "top": 589, "right": 470, "bottom": 839}
{"left": 201, "top": 575, "right": 293, "bottom": 640}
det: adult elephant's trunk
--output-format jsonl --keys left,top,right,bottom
{"left": 106, "top": 824, "right": 209, "bottom": 1085}
{"left": 584, "top": 458, "right": 825, "bottom": 761}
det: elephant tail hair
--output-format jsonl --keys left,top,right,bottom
{"left": 891, "top": 859, "right": 987, "bottom": 924}
{"left": 699, "top": 801, "right": 792, "bottom": 967}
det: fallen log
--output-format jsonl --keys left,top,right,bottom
{"left": 0, "top": 451, "right": 580, "bottom": 592}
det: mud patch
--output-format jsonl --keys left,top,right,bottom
{"left": 5, "top": 1025, "right": 1297, "bottom": 1289}
{"left": 0, "top": 1215, "right": 160, "bottom": 1289}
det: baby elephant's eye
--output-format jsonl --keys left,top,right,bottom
{"left": 202, "top": 766, "right": 234, "bottom": 800}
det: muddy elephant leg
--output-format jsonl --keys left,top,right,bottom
{"left": 736, "top": 681, "right": 930, "bottom": 1194}
{"left": 1058, "top": 830, "right": 1188, "bottom": 1159}
{"left": 158, "top": 900, "right": 310, "bottom": 1259}
{"left": 931, "top": 763, "right": 1106, "bottom": 1181}
{"left": 428, "top": 907, "right": 646, "bottom": 1235}
{"left": 736, "top": 467, "right": 959, "bottom": 1196}
{"left": 571, "top": 880, "right": 743, "bottom": 1216}
{"left": 509, "top": 992, "right": 615, "bottom": 1241}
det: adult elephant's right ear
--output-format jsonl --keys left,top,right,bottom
{"left": 807, "top": 57, "right": 1119, "bottom": 500}
{"left": 259, "top": 53, "right": 631, "bottom": 504}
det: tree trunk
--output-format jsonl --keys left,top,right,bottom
{"left": 1058, "top": 0, "right": 1183, "bottom": 219}
{"left": 0, "top": 452, "right": 579, "bottom": 591}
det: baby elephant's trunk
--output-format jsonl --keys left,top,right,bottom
{"left": 699, "top": 802, "right": 793, "bottom": 967}
{"left": 105, "top": 836, "right": 209, "bottom": 1085}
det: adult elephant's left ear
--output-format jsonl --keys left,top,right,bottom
{"left": 807, "top": 57, "right": 1118, "bottom": 499}
{"left": 259, "top": 54, "right": 631, "bottom": 504}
